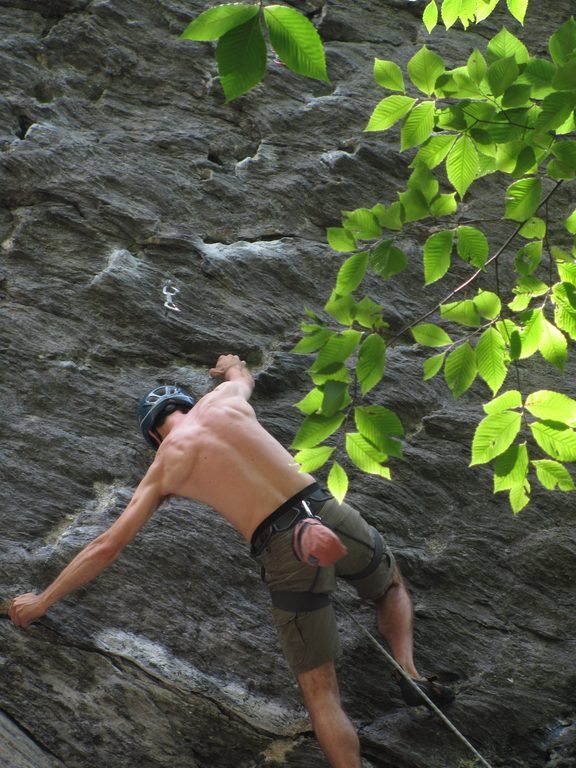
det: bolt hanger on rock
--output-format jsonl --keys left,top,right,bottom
{"left": 163, "top": 280, "right": 181, "bottom": 313}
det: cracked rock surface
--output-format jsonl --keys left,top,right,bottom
{"left": 1, "top": 1, "right": 575, "bottom": 767}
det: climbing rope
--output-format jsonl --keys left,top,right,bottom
{"left": 334, "top": 596, "right": 496, "bottom": 768}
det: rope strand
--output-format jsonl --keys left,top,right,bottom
{"left": 334, "top": 596, "right": 495, "bottom": 768}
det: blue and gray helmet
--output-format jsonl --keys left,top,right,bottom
{"left": 138, "top": 385, "right": 196, "bottom": 449}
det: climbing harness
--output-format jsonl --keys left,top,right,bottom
{"left": 334, "top": 596, "right": 496, "bottom": 768}
{"left": 163, "top": 280, "right": 181, "bottom": 313}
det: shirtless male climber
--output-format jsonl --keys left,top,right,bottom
{"left": 9, "top": 354, "right": 453, "bottom": 768}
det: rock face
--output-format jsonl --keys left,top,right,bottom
{"left": 1, "top": 1, "right": 575, "bottom": 767}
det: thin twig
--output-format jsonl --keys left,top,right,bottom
{"left": 387, "top": 179, "right": 564, "bottom": 346}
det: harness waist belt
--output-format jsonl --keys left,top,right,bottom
{"left": 250, "top": 482, "right": 324, "bottom": 555}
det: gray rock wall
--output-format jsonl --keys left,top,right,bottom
{"left": 1, "top": 1, "right": 575, "bottom": 767}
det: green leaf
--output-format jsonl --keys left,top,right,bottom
{"left": 523, "top": 58, "right": 556, "bottom": 99}
{"left": 487, "top": 27, "right": 529, "bottom": 65}
{"left": 506, "top": 0, "right": 528, "bottom": 24}
{"left": 441, "top": 299, "right": 481, "bottom": 327}
{"left": 374, "top": 59, "right": 405, "bottom": 91}
{"left": 530, "top": 420, "right": 576, "bottom": 462}
{"left": 430, "top": 193, "right": 458, "bottom": 217}
{"left": 487, "top": 56, "right": 519, "bottom": 97}
{"left": 535, "top": 91, "right": 576, "bottom": 133}
{"left": 407, "top": 46, "right": 445, "bottom": 96}
{"left": 447, "top": 135, "right": 479, "bottom": 198}
{"left": 346, "top": 433, "right": 391, "bottom": 478}
{"left": 263, "top": 5, "right": 328, "bottom": 81}
{"left": 549, "top": 17, "right": 576, "bottom": 66}
{"left": 470, "top": 410, "right": 522, "bottom": 465}
{"left": 565, "top": 210, "right": 576, "bottom": 235}
{"left": 509, "top": 481, "right": 530, "bottom": 514}
{"left": 476, "top": 326, "right": 507, "bottom": 395}
{"left": 371, "top": 240, "right": 408, "bottom": 279}
{"left": 407, "top": 163, "right": 439, "bottom": 203}
{"left": 551, "top": 141, "right": 576, "bottom": 170}
{"left": 311, "top": 330, "right": 362, "bottom": 374}
{"left": 440, "top": 0, "right": 460, "bottom": 29}
{"left": 294, "top": 387, "right": 323, "bottom": 414}
{"left": 343, "top": 208, "right": 382, "bottom": 240}
{"left": 327, "top": 462, "right": 349, "bottom": 503}
{"left": 552, "top": 57, "right": 576, "bottom": 91}
{"left": 456, "top": 225, "right": 489, "bottom": 268}
{"left": 374, "top": 201, "right": 404, "bottom": 231}
{"left": 504, "top": 177, "right": 542, "bottom": 222}
{"left": 324, "top": 290, "right": 355, "bottom": 325}
{"left": 413, "top": 135, "right": 457, "bottom": 169}
{"left": 181, "top": 3, "right": 259, "bottom": 40}
{"left": 327, "top": 226, "right": 357, "bottom": 253}
{"left": 400, "top": 101, "right": 436, "bottom": 152}
{"left": 532, "top": 459, "right": 576, "bottom": 491}
{"left": 445, "top": 342, "right": 477, "bottom": 398}
{"left": 474, "top": 0, "right": 499, "bottom": 23}
{"left": 293, "top": 328, "right": 333, "bottom": 354}
{"left": 336, "top": 251, "right": 369, "bottom": 295}
{"left": 355, "top": 406, "right": 403, "bottom": 456}
{"left": 321, "top": 381, "right": 350, "bottom": 417}
{"left": 398, "top": 189, "right": 430, "bottom": 222}
{"left": 356, "top": 334, "right": 386, "bottom": 396}
{"left": 355, "top": 404, "right": 404, "bottom": 439}
{"left": 515, "top": 241, "right": 543, "bottom": 276}
{"left": 467, "top": 48, "right": 487, "bottom": 83}
{"left": 502, "top": 83, "right": 532, "bottom": 108}
{"left": 519, "top": 217, "right": 546, "bottom": 240}
{"left": 291, "top": 412, "right": 346, "bottom": 449}
{"left": 423, "top": 351, "right": 446, "bottom": 380}
{"left": 494, "top": 443, "right": 529, "bottom": 491}
{"left": 216, "top": 16, "right": 267, "bottom": 101}
{"left": 525, "top": 390, "right": 576, "bottom": 426}
{"left": 355, "top": 297, "right": 387, "bottom": 330}
{"left": 423, "top": 229, "right": 454, "bottom": 285}
{"left": 412, "top": 323, "right": 453, "bottom": 347}
{"left": 423, "top": 0, "right": 439, "bottom": 33}
{"left": 366, "top": 95, "right": 416, "bottom": 132}
{"left": 474, "top": 290, "right": 501, "bottom": 320}
{"left": 483, "top": 389, "right": 522, "bottom": 415}
{"left": 294, "top": 446, "right": 335, "bottom": 473}
{"left": 538, "top": 318, "right": 567, "bottom": 371}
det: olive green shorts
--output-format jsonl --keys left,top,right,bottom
{"left": 255, "top": 495, "right": 396, "bottom": 676}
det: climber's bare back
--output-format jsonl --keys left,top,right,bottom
{"left": 152, "top": 382, "right": 314, "bottom": 540}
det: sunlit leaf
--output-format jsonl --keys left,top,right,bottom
{"left": 264, "top": 4, "right": 328, "bottom": 81}
{"left": 366, "top": 95, "right": 416, "bottom": 132}
{"left": 445, "top": 342, "right": 477, "bottom": 398}
{"left": 374, "top": 59, "right": 405, "bottom": 91}
{"left": 483, "top": 389, "right": 522, "bottom": 415}
{"left": 407, "top": 46, "right": 445, "bottom": 96}
{"left": 294, "top": 445, "right": 335, "bottom": 473}
{"left": 356, "top": 334, "right": 386, "bottom": 395}
{"left": 412, "top": 323, "right": 453, "bottom": 347}
{"left": 423, "top": 229, "right": 454, "bottom": 285}
{"left": 532, "top": 459, "right": 576, "bottom": 491}
{"left": 401, "top": 101, "right": 436, "bottom": 151}
{"left": 476, "top": 326, "right": 508, "bottom": 395}
{"left": 470, "top": 410, "right": 522, "bottom": 465}
{"left": 423, "top": 351, "right": 446, "bottom": 380}
{"left": 336, "top": 252, "right": 370, "bottom": 295}
{"left": 181, "top": 3, "right": 259, "bottom": 40}
{"left": 447, "top": 134, "right": 479, "bottom": 198}
{"left": 494, "top": 443, "right": 529, "bottom": 491}
{"left": 530, "top": 420, "right": 576, "bottom": 462}
{"left": 525, "top": 390, "right": 576, "bottom": 426}
{"left": 327, "top": 461, "right": 349, "bottom": 503}
{"left": 291, "top": 412, "right": 346, "bottom": 449}
{"left": 504, "top": 177, "right": 542, "bottom": 222}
